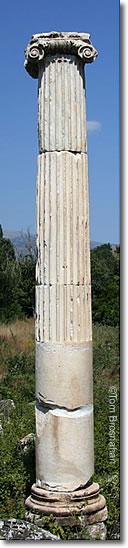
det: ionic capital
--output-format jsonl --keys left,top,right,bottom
{"left": 24, "top": 31, "right": 98, "bottom": 78}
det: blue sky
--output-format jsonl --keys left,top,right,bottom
{"left": 0, "top": 0, "right": 119, "bottom": 244}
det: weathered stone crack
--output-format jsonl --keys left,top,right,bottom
{"left": 36, "top": 397, "right": 93, "bottom": 416}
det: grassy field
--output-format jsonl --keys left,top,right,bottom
{"left": 0, "top": 319, "right": 120, "bottom": 539}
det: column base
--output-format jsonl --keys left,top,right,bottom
{"left": 25, "top": 482, "right": 107, "bottom": 525}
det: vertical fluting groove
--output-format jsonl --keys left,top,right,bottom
{"left": 56, "top": 150, "right": 57, "bottom": 339}
{"left": 76, "top": 60, "right": 81, "bottom": 150}
{"left": 70, "top": 285, "right": 73, "bottom": 341}
{"left": 81, "top": 286, "right": 83, "bottom": 341}
{"left": 73, "top": 155, "right": 77, "bottom": 284}
{"left": 36, "top": 157, "right": 39, "bottom": 285}
{"left": 43, "top": 65, "right": 45, "bottom": 151}
{"left": 45, "top": 286, "right": 49, "bottom": 341}
{"left": 45, "top": 62, "right": 48, "bottom": 150}
{"left": 81, "top": 154, "right": 85, "bottom": 285}
{"left": 75, "top": 60, "right": 77, "bottom": 150}
{"left": 82, "top": 67, "right": 85, "bottom": 151}
{"left": 57, "top": 284, "right": 60, "bottom": 341}
{"left": 56, "top": 60, "right": 59, "bottom": 149}
{"left": 57, "top": 151, "right": 60, "bottom": 340}
{"left": 61, "top": 285, "right": 64, "bottom": 341}
{"left": 79, "top": 63, "right": 82, "bottom": 152}
{"left": 49, "top": 153, "right": 51, "bottom": 340}
{"left": 51, "top": 154, "right": 57, "bottom": 284}
{"left": 56, "top": 60, "right": 61, "bottom": 149}
{"left": 44, "top": 153, "right": 46, "bottom": 284}
{"left": 51, "top": 61, "right": 55, "bottom": 150}
{"left": 38, "top": 157, "right": 40, "bottom": 285}
{"left": 70, "top": 154, "right": 73, "bottom": 284}
{"left": 35, "top": 286, "right": 37, "bottom": 341}
{"left": 60, "top": 60, "right": 62, "bottom": 150}
{"left": 69, "top": 60, "right": 71, "bottom": 151}
{"left": 39, "top": 286, "right": 40, "bottom": 341}
{"left": 49, "top": 284, "right": 50, "bottom": 341}
{"left": 78, "top": 155, "right": 81, "bottom": 284}
{"left": 43, "top": 155, "right": 45, "bottom": 285}
{"left": 37, "top": 157, "right": 40, "bottom": 284}
{"left": 56, "top": 151, "right": 60, "bottom": 283}
{"left": 49, "top": 61, "right": 51, "bottom": 153}
{"left": 81, "top": 61, "right": 84, "bottom": 150}
{"left": 38, "top": 77, "right": 40, "bottom": 152}
{"left": 81, "top": 154, "right": 85, "bottom": 284}
{"left": 86, "top": 156, "right": 90, "bottom": 287}
{"left": 71, "top": 60, "right": 75, "bottom": 150}
{"left": 36, "top": 286, "right": 38, "bottom": 341}
{"left": 44, "top": 65, "right": 46, "bottom": 150}
{"left": 64, "top": 284, "right": 66, "bottom": 341}
{"left": 81, "top": 64, "right": 85, "bottom": 151}
{"left": 75, "top": 60, "right": 77, "bottom": 148}
{"left": 66, "top": 153, "right": 70, "bottom": 285}
{"left": 84, "top": 73, "right": 87, "bottom": 153}
{"left": 82, "top": 153, "right": 87, "bottom": 286}
{"left": 66, "top": 285, "right": 69, "bottom": 341}
{"left": 41, "top": 66, "right": 44, "bottom": 152}
{"left": 64, "top": 154, "right": 66, "bottom": 286}
{"left": 47, "top": 62, "right": 50, "bottom": 151}
{"left": 44, "top": 155, "right": 48, "bottom": 284}
{"left": 64, "top": 61, "right": 67, "bottom": 149}
{"left": 83, "top": 68, "right": 86, "bottom": 151}
{"left": 36, "top": 287, "right": 40, "bottom": 340}
{"left": 62, "top": 60, "right": 64, "bottom": 150}
{"left": 84, "top": 153, "right": 87, "bottom": 285}
{"left": 40, "top": 156, "right": 44, "bottom": 285}
{"left": 39, "top": 156, "right": 41, "bottom": 284}
{"left": 77, "top": 155, "right": 80, "bottom": 285}
{"left": 54, "top": 61, "right": 56, "bottom": 150}
{"left": 87, "top": 157, "right": 91, "bottom": 286}
{"left": 41, "top": 285, "right": 43, "bottom": 341}
{"left": 73, "top": 285, "right": 77, "bottom": 341}
{"left": 59, "top": 152, "right": 64, "bottom": 284}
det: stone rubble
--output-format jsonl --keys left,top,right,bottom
{"left": 0, "top": 519, "right": 60, "bottom": 540}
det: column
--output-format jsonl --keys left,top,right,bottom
{"left": 24, "top": 32, "right": 107, "bottom": 523}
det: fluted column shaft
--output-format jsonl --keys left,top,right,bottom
{"left": 34, "top": 53, "right": 94, "bottom": 491}
{"left": 38, "top": 55, "right": 87, "bottom": 152}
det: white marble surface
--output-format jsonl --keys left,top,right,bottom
{"left": 36, "top": 403, "right": 94, "bottom": 491}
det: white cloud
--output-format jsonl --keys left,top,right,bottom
{"left": 87, "top": 121, "right": 101, "bottom": 132}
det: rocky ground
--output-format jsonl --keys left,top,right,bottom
{"left": 0, "top": 519, "right": 60, "bottom": 541}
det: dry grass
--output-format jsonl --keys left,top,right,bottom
{"left": 0, "top": 319, "right": 35, "bottom": 380}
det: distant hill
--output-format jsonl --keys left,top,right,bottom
{"left": 3, "top": 229, "right": 117, "bottom": 256}
{"left": 3, "top": 230, "right": 36, "bottom": 257}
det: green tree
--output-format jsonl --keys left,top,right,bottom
{"left": 0, "top": 225, "right": 22, "bottom": 322}
{"left": 17, "top": 254, "right": 36, "bottom": 317}
{"left": 91, "top": 244, "right": 120, "bottom": 326}
{"left": 0, "top": 225, "right": 36, "bottom": 321}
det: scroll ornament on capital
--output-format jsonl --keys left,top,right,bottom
{"left": 24, "top": 31, "right": 98, "bottom": 78}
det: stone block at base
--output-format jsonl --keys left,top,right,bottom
{"left": 25, "top": 511, "right": 107, "bottom": 540}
